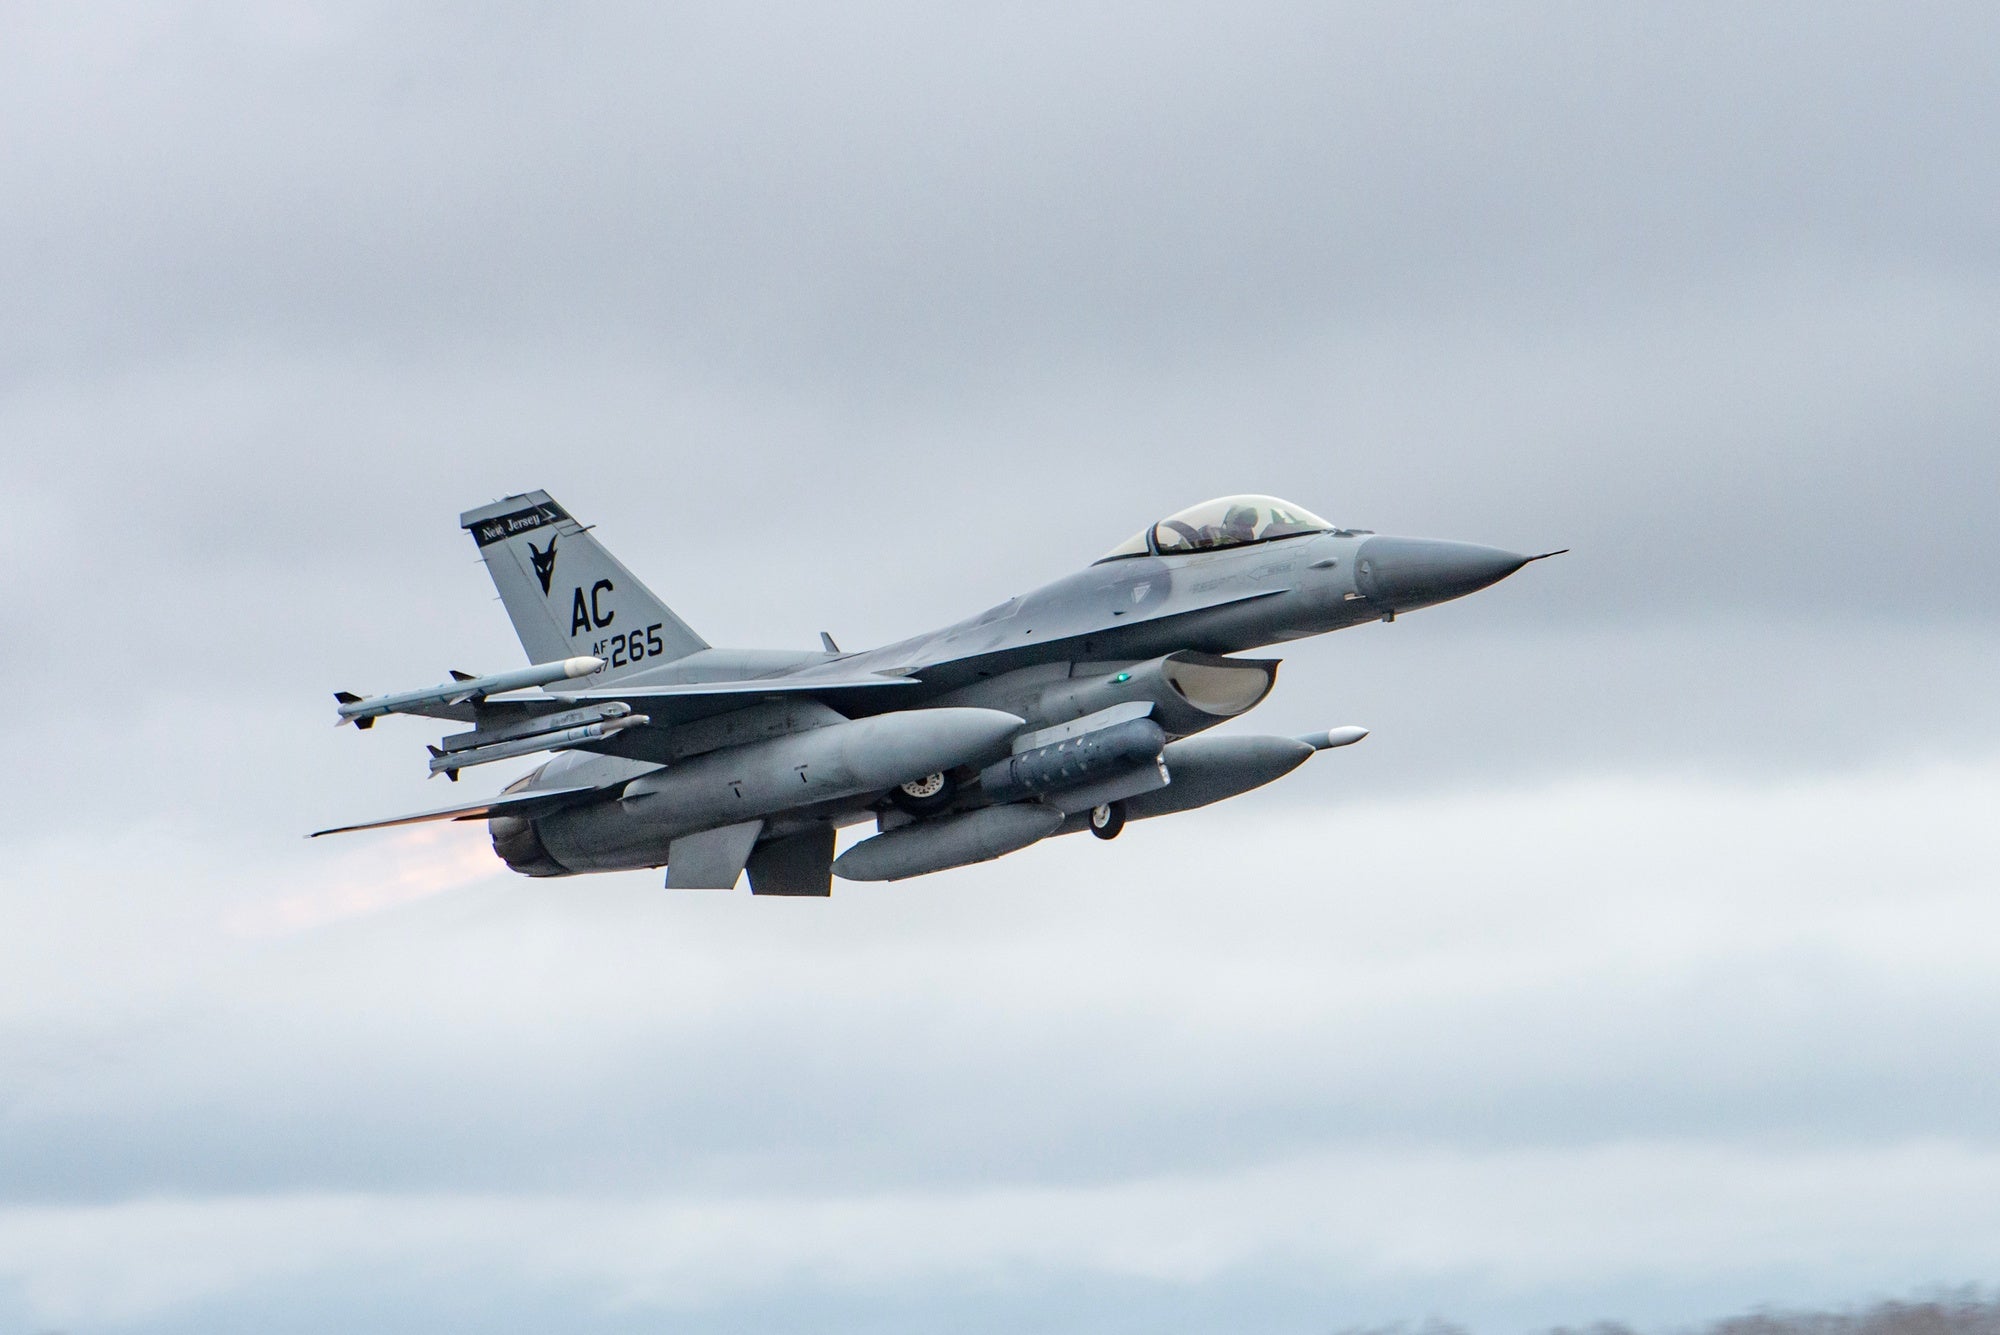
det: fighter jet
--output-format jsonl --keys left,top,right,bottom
{"left": 315, "top": 492, "right": 1558, "bottom": 893}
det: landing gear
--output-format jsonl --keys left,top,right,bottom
{"left": 1089, "top": 800, "right": 1126, "bottom": 840}
{"left": 890, "top": 771, "right": 955, "bottom": 816}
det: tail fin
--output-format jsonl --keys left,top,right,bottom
{"left": 459, "top": 491, "right": 707, "bottom": 677}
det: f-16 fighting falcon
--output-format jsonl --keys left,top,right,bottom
{"left": 315, "top": 492, "right": 1559, "bottom": 893}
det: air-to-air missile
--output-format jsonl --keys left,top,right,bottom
{"left": 436, "top": 701, "right": 636, "bottom": 752}
{"left": 317, "top": 489, "right": 1558, "bottom": 892}
{"left": 428, "top": 707, "right": 648, "bottom": 780}
{"left": 336, "top": 656, "right": 604, "bottom": 727}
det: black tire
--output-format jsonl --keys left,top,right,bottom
{"left": 889, "top": 770, "right": 956, "bottom": 816}
{"left": 1089, "top": 800, "right": 1126, "bottom": 840}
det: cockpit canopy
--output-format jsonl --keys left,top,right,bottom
{"left": 1096, "top": 495, "right": 1337, "bottom": 562}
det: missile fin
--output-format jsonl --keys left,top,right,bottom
{"left": 335, "top": 691, "right": 365, "bottom": 727}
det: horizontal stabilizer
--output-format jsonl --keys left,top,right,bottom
{"left": 309, "top": 784, "right": 603, "bottom": 838}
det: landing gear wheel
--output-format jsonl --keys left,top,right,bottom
{"left": 890, "top": 771, "right": 955, "bottom": 816}
{"left": 1089, "top": 801, "right": 1126, "bottom": 840}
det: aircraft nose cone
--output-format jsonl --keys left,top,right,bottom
{"left": 1354, "top": 537, "right": 1531, "bottom": 611}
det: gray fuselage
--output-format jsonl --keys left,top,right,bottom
{"left": 496, "top": 529, "right": 1533, "bottom": 876}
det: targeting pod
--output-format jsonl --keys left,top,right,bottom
{"left": 977, "top": 716, "right": 1166, "bottom": 806}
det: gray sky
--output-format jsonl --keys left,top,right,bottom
{"left": 2, "top": 3, "right": 1998, "bottom": 1331}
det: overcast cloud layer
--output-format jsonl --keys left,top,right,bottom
{"left": 2, "top": 3, "right": 1997, "bottom": 1331}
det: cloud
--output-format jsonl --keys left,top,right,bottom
{"left": 6, "top": 1138, "right": 2000, "bottom": 1329}
{"left": 1, "top": 4, "right": 1997, "bottom": 1330}
{"left": 6, "top": 758, "right": 1999, "bottom": 1213}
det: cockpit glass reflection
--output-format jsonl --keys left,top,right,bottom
{"left": 1089, "top": 496, "right": 1332, "bottom": 562}
{"left": 1153, "top": 496, "right": 1334, "bottom": 553}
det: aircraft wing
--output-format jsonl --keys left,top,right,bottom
{"left": 529, "top": 675, "right": 927, "bottom": 766}
{"left": 540, "top": 673, "right": 923, "bottom": 723}
{"left": 309, "top": 783, "right": 605, "bottom": 838}
{"left": 355, "top": 672, "right": 924, "bottom": 728}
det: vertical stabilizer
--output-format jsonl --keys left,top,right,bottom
{"left": 459, "top": 491, "right": 707, "bottom": 677}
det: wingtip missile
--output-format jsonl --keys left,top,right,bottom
{"left": 1299, "top": 725, "right": 1370, "bottom": 751}
{"left": 336, "top": 656, "right": 607, "bottom": 724}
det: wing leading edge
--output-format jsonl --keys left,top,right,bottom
{"left": 339, "top": 671, "right": 923, "bottom": 727}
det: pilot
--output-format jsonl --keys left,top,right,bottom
{"left": 1220, "top": 503, "right": 1262, "bottom": 546}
